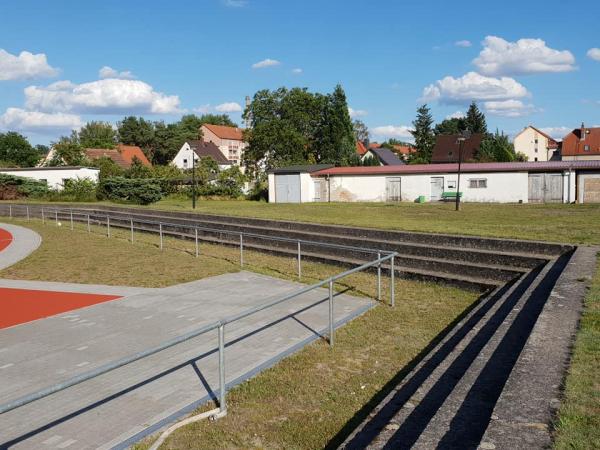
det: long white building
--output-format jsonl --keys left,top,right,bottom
{"left": 0, "top": 167, "right": 100, "bottom": 190}
{"left": 268, "top": 161, "right": 600, "bottom": 204}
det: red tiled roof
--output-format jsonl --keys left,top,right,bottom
{"left": 311, "top": 160, "right": 600, "bottom": 177}
{"left": 356, "top": 141, "right": 368, "bottom": 155}
{"left": 431, "top": 134, "right": 484, "bottom": 163}
{"left": 393, "top": 145, "right": 416, "bottom": 155}
{"left": 85, "top": 145, "right": 151, "bottom": 169}
{"left": 202, "top": 124, "right": 244, "bottom": 141}
{"left": 368, "top": 142, "right": 382, "bottom": 149}
{"left": 117, "top": 144, "right": 152, "bottom": 167}
{"left": 561, "top": 127, "right": 600, "bottom": 156}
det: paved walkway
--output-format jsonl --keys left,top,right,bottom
{"left": 0, "top": 223, "right": 41, "bottom": 271}
{"left": 0, "top": 271, "right": 372, "bottom": 449}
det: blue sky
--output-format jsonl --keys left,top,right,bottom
{"left": 0, "top": 0, "right": 599, "bottom": 145}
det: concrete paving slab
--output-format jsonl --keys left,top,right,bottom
{"left": 0, "top": 223, "right": 41, "bottom": 271}
{"left": 0, "top": 279, "right": 157, "bottom": 297}
{"left": 0, "top": 271, "right": 372, "bottom": 449}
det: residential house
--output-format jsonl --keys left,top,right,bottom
{"left": 85, "top": 144, "right": 152, "bottom": 169}
{"left": 513, "top": 126, "right": 559, "bottom": 162}
{"left": 431, "top": 134, "right": 484, "bottom": 163}
{"left": 367, "top": 142, "right": 415, "bottom": 161}
{"left": 561, "top": 123, "right": 600, "bottom": 161}
{"left": 0, "top": 166, "right": 99, "bottom": 190}
{"left": 200, "top": 124, "right": 247, "bottom": 166}
{"left": 361, "top": 148, "right": 405, "bottom": 166}
{"left": 171, "top": 140, "right": 232, "bottom": 170}
{"left": 355, "top": 141, "right": 368, "bottom": 156}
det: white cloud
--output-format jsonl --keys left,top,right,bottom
{"left": 215, "top": 102, "right": 242, "bottom": 113}
{"left": 0, "top": 107, "right": 82, "bottom": 132}
{"left": 24, "top": 78, "right": 181, "bottom": 114}
{"left": 538, "top": 126, "right": 571, "bottom": 140}
{"left": 193, "top": 104, "right": 212, "bottom": 114}
{"left": 372, "top": 125, "right": 413, "bottom": 140}
{"left": 98, "top": 66, "right": 135, "bottom": 80}
{"left": 446, "top": 110, "right": 465, "bottom": 119}
{"left": 455, "top": 40, "right": 472, "bottom": 48}
{"left": 291, "top": 68, "right": 303, "bottom": 74}
{"left": 422, "top": 71, "right": 529, "bottom": 104}
{"left": 484, "top": 99, "right": 540, "bottom": 117}
{"left": 223, "top": 0, "right": 247, "bottom": 7}
{"left": 251, "top": 58, "right": 281, "bottom": 69}
{"left": 587, "top": 48, "right": 600, "bottom": 61}
{"left": 473, "top": 36, "right": 576, "bottom": 76}
{"left": 0, "top": 49, "right": 59, "bottom": 81}
{"left": 348, "top": 107, "right": 367, "bottom": 118}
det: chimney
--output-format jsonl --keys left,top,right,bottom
{"left": 581, "top": 122, "right": 586, "bottom": 141}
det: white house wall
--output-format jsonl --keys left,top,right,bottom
{"left": 322, "top": 171, "right": 530, "bottom": 203}
{"left": 0, "top": 168, "right": 99, "bottom": 190}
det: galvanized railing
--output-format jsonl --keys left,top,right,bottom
{"left": 0, "top": 204, "right": 397, "bottom": 419}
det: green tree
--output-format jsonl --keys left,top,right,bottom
{"left": 434, "top": 117, "right": 467, "bottom": 135}
{"left": 316, "top": 85, "right": 356, "bottom": 165}
{"left": 117, "top": 116, "right": 155, "bottom": 158}
{"left": 353, "top": 119, "right": 369, "bottom": 143}
{"left": 125, "top": 156, "right": 153, "bottom": 178}
{"left": 409, "top": 104, "right": 435, "bottom": 163}
{"left": 464, "top": 101, "right": 488, "bottom": 135}
{"left": 92, "top": 156, "right": 124, "bottom": 180}
{"left": 0, "top": 132, "right": 41, "bottom": 167}
{"left": 476, "top": 131, "right": 516, "bottom": 162}
{"left": 197, "top": 114, "right": 237, "bottom": 128}
{"left": 78, "top": 121, "right": 117, "bottom": 148}
{"left": 49, "top": 132, "right": 88, "bottom": 166}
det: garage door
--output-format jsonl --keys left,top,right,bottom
{"left": 583, "top": 178, "right": 600, "bottom": 203}
{"left": 528, "top": 173, "right": 563, "bottom": 203}
{"left": 275, "top": 174, "right": 301, "bottom": 203}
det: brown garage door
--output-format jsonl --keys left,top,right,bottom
{"left": 583, "top": 178, "right": 600, "bottom": 203}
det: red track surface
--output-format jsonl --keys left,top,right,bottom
{"left": 0, "top": 227, "right": 12, "bottom": 251}
{"left": 0, "top": 288, "right": 121, "bottom": 329}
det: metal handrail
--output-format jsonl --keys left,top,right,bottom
{"left": 0, "top": 203, "right": 397, "bottom": 419}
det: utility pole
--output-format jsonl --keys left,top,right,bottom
{"left": 455, "top": 131, "right": 471, "bottom": 211}
{"left": 191, "top": 145, "right": 196, "bottom": 209}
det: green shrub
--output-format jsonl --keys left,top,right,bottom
{"left": 0, "top": 173, "right": 50, "bottom": 199}
{"left": 97, "top": 177, "right": 163, "bottom": 205}
{"left": 52, "top": 178, "right": 98, "bottom": 202}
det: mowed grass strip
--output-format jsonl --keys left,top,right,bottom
{"left": 553, "top": 254, "right": 600, "bottom": 450}
{"left": 0, "top": 217, "right": 479, "bottom": 449}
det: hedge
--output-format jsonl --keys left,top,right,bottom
{"left": 97, "top": 177, "right": 163, "bottom": 205}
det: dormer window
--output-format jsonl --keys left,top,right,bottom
{"left": 584, "top": 145, "right": 590, "bottom": 152}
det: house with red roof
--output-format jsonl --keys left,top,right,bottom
{"left": 513, "top": 126, "right": 560, "bottom": 162}
{"left": 84, "top": 144, "right": 152, "bottom": 169}
{"left": 561, "top": 123, "right": 600, "bottom": 161}
{"left": 200, "top": 124, "right": 247, "bottom": 166}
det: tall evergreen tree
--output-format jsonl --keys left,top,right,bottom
{"left": 316, "top": 84, "right": 356, "bottom": 165}
{"left": 464, "top": 101, "right": 488, "bottom": 135}
{"left": 409, "top": 104, "right": 435, "bottom": 163}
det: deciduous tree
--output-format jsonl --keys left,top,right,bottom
{"left": 0, "top": 132, "right": 41, "bottom": 167}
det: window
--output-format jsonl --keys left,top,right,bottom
{"left": 469, "top": 178, "right": 487, "bottom": 189}
{"left": 534, "top": 138, "right": 538, "bottom": 144}
{"left": 447, "top": 180, "right": 456, "bottom": 189}
{"left": 448, "top": 151, "right": 453, "bottom": 157}
{"left": 183, "top": 158, "right": 188, "bottom": 168}
{"left": 534, "top": 157, "right": 538, "bottom": 162}
{"left": 584, "top": 145, "right": 590, "bottom": 152}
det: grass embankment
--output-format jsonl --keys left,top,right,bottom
{"left": 0, "top": 217, "right": 479, "bottom": 449}
{"left": 133, "top": 199, "right": 600, "bottom": 244}
{"left": 554, "top": 255, "right": 600, "bottom": 449}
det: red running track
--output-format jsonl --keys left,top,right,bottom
{"left": 0, "top": 288, "right": 121, "bottom": 329}
{"left": 0, "top": 227, "right": 12, "bottom": 251}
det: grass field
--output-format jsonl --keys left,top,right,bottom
{"left": 0, "top": 217, "right": 479, "bottom": 449}
{"left": 553, "top": 254, "right": 600, "bottom": 449}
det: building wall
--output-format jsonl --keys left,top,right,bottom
{"left": 171, "top": 143, "right": 230, "bottom": 170}
{"left": 322, "top": 171, "right": 531, "bottom": 203}
{"left": 200, "top": 125, "right": 248, "bottom": 166}
{"left": 513, "top": 127, "right": 553, "bottom": 162}
{"left": 268, "top": 172, "right": 314, "bottom": 203}
{"left": 0, "top": 168, "right": 99, "bottom": 190}
{"left": 562, "top": 154, "right": 600, "bottom": 161}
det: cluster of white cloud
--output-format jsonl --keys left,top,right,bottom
{"left": 214, "top": 102, "right": 242, "bottom": 113}
{"left": 587, "top": 48, "right": 600, "bottom": 61}
{"left": 223, "top": 0, "right": 247, "bottom": 7}
{"left": 251, "top": 58, "right": 280, "bottom": 69}
{"left": 446, "top": 110, "right": 465, "bottom": 119}
{"left": 455, "top": 40, "right": 472, "bottom": 48}
{"left": 371, "top": 125, "right": 413, "bottom": 140}
{"left": 473, "top": 36, "right": 576, "bottom": 76}
{"left": 0, "top": 49, "right": 58, "bottom": 81}
{"left": 538, "top": 126, "right": 572, "bottom": 140}
{"left": 0, "top": 107, "right": 83, "bottom": 132}
{"left": 420, "top": 36, "right": 581, "bottom": 119}
{"left": 98, "top": 66, "right": 135, "bottom": 80}
{"left": 291, "top": 68, "right": 303, "bottom": 74}
{"left": 348, "top": 107, "right": 367, "bottom": 118}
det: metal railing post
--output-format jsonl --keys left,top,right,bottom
{"left": 9, "top": 204, "right": 12, "bottom": 218}
{"left": 70, "top": 210, "right": 73, "bottom": 230}
{"left": 159, "top": 223, "right": 163, "bottom": 250}
{"left": 239, "top": 233, "right": 244, "bottom": 267}
{"left": 328, "top": 279, "right": 334, "bottom": 346}
{"left": 55, "top": 210, "right": 58, "bottom": 226}
{"left": 87, "top": 214, "right": 90, "bottom": 233}
{"left": 218, "top": 324, "right": 227, "bottom": 413}
{"left": 195, "top": 228, "right": 199, "bottom": 258}
{"left": 42, "top": 208, "right": 45, "bottom": 224}
{"left": 26, "top": 206, "right": 30, "bottom": 221}
{"left": 297, "top": 241, "right": 302, "bottom": 280}
{"left": 390, "top": 255, "right": 395, "bottom": 307}
{"left": 130, "top": 218, "right": 134, "bottom": 243}
{"left": 377, "top": 252, "right": 382, "bottom": 302}
{"left": 107, "top": 216, "right": 110, "bottom": 238}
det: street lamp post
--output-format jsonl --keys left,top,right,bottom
{"left": 455, "top": 131, "right": 471, "bottom": 211}
{"left": 191, "top": 146, "right": 196, "bottom": 209}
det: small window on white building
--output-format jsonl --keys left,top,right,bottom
{"left": 469, "top": 178, "right": 487, "bottom": 189}
{"left": 447, "top": 180, "right": 456, "bottom": 189}
{"left": 183, "top": 158, "right": 188, "bottom": 168}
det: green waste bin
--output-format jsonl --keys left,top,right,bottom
{"left": 417, "top": 195, "right": 426, "bottom": 203}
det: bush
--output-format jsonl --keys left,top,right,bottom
{"left": 0, "top": 173, "right": 49, "bottom": 199}
{"left": 97, "top": 177, "right": 163, "bottom": 205}
{"left": 55, "top": 178, "right": 97, "bottom": 202}
{"left": 246, "top": 180, "right": 268, "bottom": 201}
